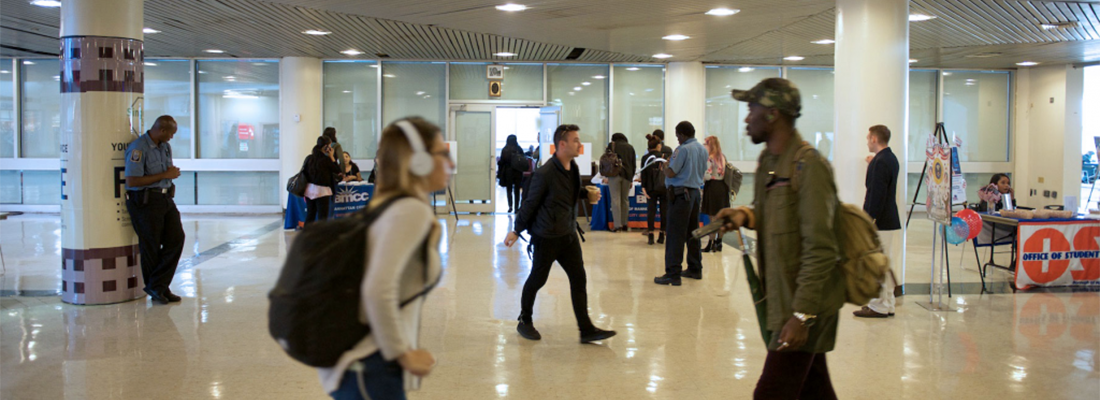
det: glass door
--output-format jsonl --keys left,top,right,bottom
{"left": 448, "top": 105, "right": 496, "bottom": 213}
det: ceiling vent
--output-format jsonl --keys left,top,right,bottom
{"left": 565, "top": 48, "right": 585, "bottom": 60}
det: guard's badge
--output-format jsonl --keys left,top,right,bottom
{"left": 130, "top": 150, "right": 142, "bottom": 163}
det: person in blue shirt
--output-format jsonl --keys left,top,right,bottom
{"left": 124, "top": 115, "right": 185, "bottom": 305}
{"left": 655, "top": 121, "right": 709, "bottom": 286}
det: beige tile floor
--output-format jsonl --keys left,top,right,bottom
{"left": 1, "top": 213, "right": 1097, "bottom": 399}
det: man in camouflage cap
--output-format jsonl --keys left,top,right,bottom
{"left": 717, "top": 77, "right": 845, "bottom": 399}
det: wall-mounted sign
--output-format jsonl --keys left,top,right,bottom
{"left": 489, "top": 81, "right": 503, "bottom": 97}
{"left": 487, "top": 64, "right": 505, "bottom": 79}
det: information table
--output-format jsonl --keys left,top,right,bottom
{"left": 590, "top": 183, "right": 707, "bottom": 231}
{"left": 284, "top": 182, "right": 374, "bottom": 229}
{"left": 977, "top": 212, "right": 1100, "bottom": 290}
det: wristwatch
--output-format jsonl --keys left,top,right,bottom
{"left": 793, "top": 312, "right": 817, "bottom": 326}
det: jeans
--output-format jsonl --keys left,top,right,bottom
{"left": 608, "top": 176, "right": 632, "bottom": 230}
{"left": 754, "top": 352, "right": 837, "bottom": 400}
{"left": 646, "top": 191, "right": 667, "bottom": 232}
{"left": 519, "top": 233, "right": 595, "bottom": 332}
{"left": 125, "top": 192, "right": 185, "bottom": 295}
{"left": 664, "top": 187, "right": 702, "bottom": 275}
{"left": 306, "top": 195, "right": 332, "bottom": 225}
{"left": 505, "top": 182, "right": 522, "bottom": 211}
{"left": 330, "top": 352, "right": 405, "bottom": 400}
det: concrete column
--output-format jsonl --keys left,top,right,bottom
{"left": 664, "top": 62, "right": 705, "bottom": 146}
{"left": 59, "top": 0, "right": 145, "bottom": 305}
{"left": 279, "top": 57, "right": 323, "bottom": 209}
{"left": 834, "top": 0, "right": 909, "bottom": 282}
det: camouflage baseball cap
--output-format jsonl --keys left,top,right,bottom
{"left": 730, "top": 77, "right": 802, "bottom": 118}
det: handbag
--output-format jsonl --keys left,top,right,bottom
{"left": 287, "top": 156, "right": 309, "bottom": 197}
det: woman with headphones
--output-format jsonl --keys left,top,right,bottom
{"left": 319, "top": 117, "right": 454, "bottom": 400}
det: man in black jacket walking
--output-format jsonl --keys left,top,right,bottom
{"left": 854, "top": 124, "right": 901, "bottom": 318}
{"left": 505, "top": 124, "right": 617, "bottom": 344}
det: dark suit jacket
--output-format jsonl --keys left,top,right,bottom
{"left": 863, "top": 147, "right": 901, "bottom": 231}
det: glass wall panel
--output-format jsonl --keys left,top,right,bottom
{"left": 942, "top": 71, "right": 1010, "bottom": 162}
{"left": 908, "top": 70, "right": 938, "bottom": 162}
{"left": 23, "top": 170, "right": 60, "bottom": 204}
{"left": 733, "top": 173, "right": 755, "bottom": 206}
{"left": 1, "top": 59, "right": 14, "bottom": 158}
{"left": 144, "top": 60, "right": 193, "bottom": 158}
{"left": 705, "top": 66, "right": 781, "bottom": 161}
{"left": 449, "top": 63, "right": 542, "bottom": 101}
{"left": 21, "top": 59, "right": 61, "bottom": 158}
{"left": 196, "top": 171, "right": 278, "bottom": 205}
{"left": 786, "top": 68, "right": 835, "bottom": 160}
{"left": 547, "top": 64, "right": 609, "bottom": 146}
{"left": 196, "top": 60, "right": 279, "bottom": 159}
{"left": 0, "top": 170, "right": 20, "bottom": 204}
{"left": 324, "top": 61, "right": 380, "bottom": 160}
{"left": 174, "top": 172, "right": 196, "bottom": 205}
{"left": 612, "top": 65, "right": 664, "bottom": 150}
{"left": 381, "top": 62, "right": 447, "bottom": 132}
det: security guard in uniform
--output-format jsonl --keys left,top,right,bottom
{"left": 124, "top": 115, "right": 185, "bottom": 305}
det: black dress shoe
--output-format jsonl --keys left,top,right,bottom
{"left": 580, "top": 328, "right": 617, "bottom": 344}
{"left": 517, "top": 321, "right": 542, "bottom": 341}
{"left": 654, "top": 274, "right": 682, "bottom": 286}
{"left": 680, "top": 270, "right": 702, "bottom": 280}
{"left": 701, "top": 240, "right": 714, "bottom": 253}
{"left": 648, "top": 234, "right": 655, "bottom": 245}
{"left": 143, "top": 288, "right": 170, "bottom": 305}
{"left": 164, "top": 289, "right": 182, "bottom": 303}
{"left": 714, "top": 241, "right": 723, "bottom": 252}
{"left": 657, "top": 233, "right": 665, "bottom": 244}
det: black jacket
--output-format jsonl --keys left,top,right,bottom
{"left": 497, "top": 145, "right": 526, "bottom": 186}
{"left": 305, "top": 154, "right": 341, "bottom": 187}
{"left": 611, "top": 139, "right": 637, "bottom": 179}
{"left": 863, "top": 147, "right": 901, "bottom": 231}
{"left": 640, "top": 150, "right": 667, "bottom": 195}
{"left": 514, "top": 156, "right": 585, "bottom": 238}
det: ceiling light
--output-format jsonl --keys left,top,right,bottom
{"left": 204, "top": 49, "right": 225, "bottom": 54}
{"left": 738, "top": 67, "right": 754, "bottom": 72}
{"left": 625, "top": 68, "right": 639, "bottom": 71}
{"left": 369, "top": 65, "right": 379, "bottom": 68}
{"left": 23, "top": 61, "right": 35, "bottom": 65}
{"left": 30, "top": 0, "right": 61, "bottom": 7}
{"left": 909, "top": 59, "right": 918, "bottom": 63}
{"left": 383, "top": 74, "right": 396, "bottom": 78}
{"left": 52, "top": 75, "right": 60, "bottom": 80}
{"left": 143, "top": 28, "right": 160, "bottom": 34}
{"left": 496, "top": 3, "right": 527, "bottom": 12}
{"left": 342, "top": 90, "right": 351, "bottom": 93}
{"left": 581, "top": 82, "right": 591, "bottom": 86}
{"left": 812, "top": 39, "right": 835, "bottom": 45}
{"left": 568, "top": 92, "right": 575, "bottom": 96}
{"left": 1016, "top": 61, "right": 1039, "bottom": 67}
{"left": 653, "top": 53, "right": 673, "bottom": 59}
{"left": 494, "top": 52, "right": 516, "bottom": 57}
{"left": 942, "top": 72, "right": 952, "bottom": 76}
{"left": 1040, "top": 22, "right": 1077, "bottom": 30}
{"left": 0, "top": 70, "right": 8, "bottom": 74}
{"left": 198, "top": 70, "right": 207, "bottom": 74}
{"left": 416, "top": 91, "right": 426, "bottom": 95}
{"left": 302, "top": 30, "right": 331, "bottom": 35}
{"left": 663, "top": 34, "right": 690, "bottom": 41}
{"left": 573, "top": 86, "right": 582, "bottom": 91}
{"left": 341, "top": 49, "right": 364, "bottom": 56}
{"left": 706, "top": 8, "right": 740, "bottom": 16}
{"left": 144, "top": 62, "right": 157, "bottom": 66}
{"left": 909, "top": 14, "right": 936, "bottom": 22}
{"left": 252, "top": 62, "right": 267, "bottom": 66}
{"left": 783, "top": 56, "right": 805, "bottom": 61}
{"left": 593, "top": 75, "right": 606, "bottom": 79}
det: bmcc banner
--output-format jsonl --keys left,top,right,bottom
{"left": 1015, "top": 221, "right": 1100, "bottom": 289}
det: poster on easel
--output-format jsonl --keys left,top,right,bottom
{"left": 950, "top": 147, "right": 967, "bottom": 205}
{"left": 926, "top": 144, "right": 952, "bottom": 224}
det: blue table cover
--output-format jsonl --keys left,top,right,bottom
{"left": 590, "top": 184, "right": 708, "bottom": 231}
{"left": 285, "top": 183, "right": 375, "bottom": 229}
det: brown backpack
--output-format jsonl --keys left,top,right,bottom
{"left": 599, "top": 142, "right": 623, "bottom": 177}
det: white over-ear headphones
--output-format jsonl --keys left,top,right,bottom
{"left": 395, "top": 120, "right": 434, "bottom": 177}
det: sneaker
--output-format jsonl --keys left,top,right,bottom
{"left": 654, "top": 274, "right": 682, "bottom": 286}
{"left": 580, "top": 328, "right": 617, "bottom": 344}
{"left": 680, "top": 270, "right": 702, "bottom": 280}
{"left": 517, "top": 321, "right": 542, "bottom": 340}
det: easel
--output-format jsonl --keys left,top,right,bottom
{"left": 431, "top": 186, "right": 460, "bottom": 221}
{"left": 912, "top": 123, "right": 959, "bottom": 311}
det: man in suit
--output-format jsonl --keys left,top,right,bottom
{"left": 854, "top": 124, "right": 901, "bottom": 318}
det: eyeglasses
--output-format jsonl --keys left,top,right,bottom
{"left": 432, "top": 149, "right": 451, "bottom": 159}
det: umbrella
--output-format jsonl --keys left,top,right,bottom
{"left": 731, "top": 229, "right": 771, "bottom": 346}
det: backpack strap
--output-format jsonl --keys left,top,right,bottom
{"left": 773, "top": 141, "right": 817, "bottom": 193}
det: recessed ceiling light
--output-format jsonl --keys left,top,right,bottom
{"left": 569, "top": 92, "right": 575, "bottom": 96}
{"left": 653, "top": 53, "right": 673, "bottom": 59}
{"left": 738, "top": 67, "right": 754, "bottom": 72}
{"left": 573, "top": 86, "right": 582, "bottom": 91}
{"left": 143, "top": 28, "right": 160, "bottom": 34}
{"left": 942, "top": 72, "right": 952, "bottom": 76}
{"left": 22, "top": 61, "right": 34, "bottom": 65}
{"left": 812, "top": 39, "right": 835, "bottom": 45}
{"left": 204, "top": 49, "right": 225, "bottom": 54}
{"left": 302, "top": 30, "right": 332, "bottom": 35}
{"left": 252, "top": 62, "right": 268, "bottom": 66}
{"left": 494, "top": 52, "right": 517, "bottom": 57}
{"left": 144, "top": 62, "right": 157, "bottom": 66}
{"left": 416, "top": 91, "right": 426, "bottom": 95}
{"left": 0, "top": 70, "right": 9, "bottom": 74}
{"left": 909, "top": 59, "right": 918, "bottom": 63}
{"left": 1040, "top": 22, "right": 1077, "bottom": 30}
{"left": 706, "top": 8, "right": 740, "bottom": 16}
{"left": 663, "top": 34, "right": 690, "bottom": 41}
{"left": 30, "top": 0, "right": 61, "bottom": 7}
{"left": 496, "top": 3, "right": 527, "bottom": 12}
{"left": 625, "top": 68, "right": 639, "bottom": 71}
{"left": 52, "top": 75, "right": 59, "bottom": 80}
{"left": 783, "top": 56, "right": 805, "bottom": 61}
{"left": 581, "top": 82, "right": 591, "bottom": 86}
{"left": 593, "top": 75, "right": 606, "bottom": 79}
{"left": 369, "top": 65, "right": 379, "bottom": 68}
{"left": 224, "top": 76, "right": 236, "bottom": 80}
{"left": 909, "top": 14, "right": 936, "bottom": 22}
{"left": 342, "top": 90, "right": 351, "bottom": 93}
{"left": 383, "top": 74, "right": 396, "bottom": 78}
{"left": 1016, "top": 61, "right": 1039, "bottom": 67}
{"left": 341, "top": 49, "right": 364, "bottom": 56}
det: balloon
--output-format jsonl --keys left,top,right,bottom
{"left": 945, "top": 217, "right": 969, "bottom": 245}
{"left": 956, "top": 209, "right": 983, "bottom": 240}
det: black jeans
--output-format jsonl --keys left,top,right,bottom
{"left": 330, "top": 352, "right": 405, "bottom": 400}
{"left": 754, "top": 352, "right": 837, "bottom": 400}
{"left": 520, "top": 233, "right": 595, "bottom": 332}
{"left": 664, "top": 187, "right": 702, "bottom": 275}
{"left": 646, "top": 191, "right": 667, "bottom": 233}
{"left": 305, "top": 196, "right": 332, "bottom": 224}
{"left": 125, "top": 192, "right": 185, "bottom": 295}
{"left": 505, "top": 182, "right": 522, "bottom": 211}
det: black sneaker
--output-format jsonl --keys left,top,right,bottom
{"left": 654, "top": 274, "right": 682, "bottom": 286}
{"left": 680, "top": 270, "right": 702, "bottom": 280}
{"left": 517, "top": 321, "right": 541, "bottom": 341}
{"left": 580, "top": 328, "right": 617, "bottom": 344}
{"left": 143, "top": 288, "right": 169, "bottom": 305}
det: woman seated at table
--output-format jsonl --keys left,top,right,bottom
{"left": 978, "top": 173, "right": 1016, "bottom": 212}
{"left": 341, "top": 151, "right": 363, "bottom": 182}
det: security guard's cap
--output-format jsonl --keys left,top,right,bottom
{"left": 730, "top": 77, "right": 802, "bottom": 118}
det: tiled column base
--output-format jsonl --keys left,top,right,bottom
{"left": 61, "top": 245, "right": 144, "bottom": 305}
